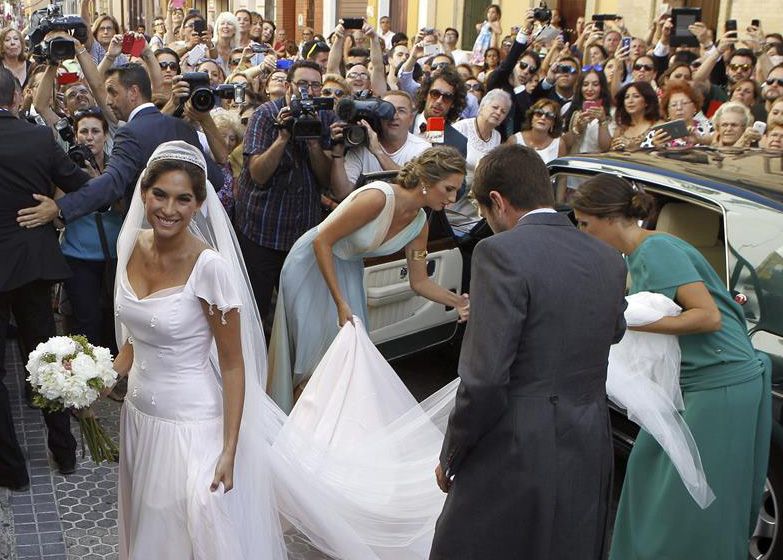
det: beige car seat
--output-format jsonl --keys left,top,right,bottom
{"left": 655, "top": 202, "right": 727, "bottom": 282}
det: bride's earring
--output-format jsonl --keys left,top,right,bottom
{"left": 422, "top": 187, "right": 428, "bottom": 196}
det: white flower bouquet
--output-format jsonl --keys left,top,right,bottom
{"left": 26, "top": 335, "right": 119, "bottom": 463}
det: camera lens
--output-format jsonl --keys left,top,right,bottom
{"left": 345, "top": 125, "right": 367, "bottom": 147}
{"left": 190, "top": 87, "right": 215, "bottom": 112}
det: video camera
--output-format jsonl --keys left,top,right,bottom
{"left": 533, "top": 1, "right": 552, "bottom": 23}
{"left": 335, "top": 97, "right": 396, "bottom": 148}
{"left": 54, "top": 116, "right": 99, "bottom": 169}
{"left": 28, "top": 3, "right": 88, "bottom": 65}
{"left": 174, "top": 72, "right": 246, "bottom": 116}
{"left": 280, "top": 87, "right": 334, "bottom": 140}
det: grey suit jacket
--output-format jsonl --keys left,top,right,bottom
{"left": 431, "top": 211, "right": 627, "bottom": 560}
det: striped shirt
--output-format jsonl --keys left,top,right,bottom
{"left": 235, "top": 98, "right": 335, "bottom": 251}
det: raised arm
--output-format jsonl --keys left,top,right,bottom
{"left": 364, "top": 24, "right": 387, "bottom": 96}
{"left": 139, "top": 39, "right": 164, "bottom": 96}
{"left": 97, "top": 34, "right": 123, "bottom": 77}
{"left": 32, "top": 63, "right": 60, "bottom": 129}
{"left": 75, "top": 38, "right": 117, "bottom": 125}
{"left": 326, "top": 24, "right": 346, "bottom": 75}
{"left": 80, "top": 0, "right": 94, "bottom": 50}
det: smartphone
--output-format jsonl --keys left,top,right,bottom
{"left": 751, "top": 19, "right": 761, "bottom": 28}
{"left": 649, "top": 119, "right": 690, "bottom": 140}
{"left": 56, "top": 72, "right": 80, "bottom": 86}
{"left": 250, "top": 43, "right": 271, "bottom": 54}
{"left": 753, "top": 121, "right": 767, "bottom": 135}
{"left": 621, "top": 36, "right": 632, "bottom": 51}
{"left": 193, "top": 19, "right": 206, "bottom": 34}
{"left": 583, "top": 100, "right": 603, "bottom": 111}
{"left": 725, "top": 19, "right": 737, "bottom": 32}
{"left": 671, "top": 8, "right": 701, "bottom": 48}
{"left": 423, "top": 43, "right": 440, "bottom": 56}
{"left": 276, "top": 59, "right": 293, "bottom": 70}
{"left": 121, "top": 33, "right": 136, "bottom": 55}
{"left": 342, "top": 18, "right": 363, "bottom": 30}
{"left": 593, "top": 18, "right": 605, "bottom": 31}
{"left": 425, "top": 116, "right": 445, "bottom": 143}
{"left": 170, "top": 0, "right": 185, "bottom": 8}
{"left": 130, "top": 35, "right": 146, "bottom": 57}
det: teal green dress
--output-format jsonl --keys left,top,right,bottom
{"left": 266, "top": 182, "right": 427, "bottom": 413}
{"left": 610, "top": 234, "right": 771, "bottom": 559}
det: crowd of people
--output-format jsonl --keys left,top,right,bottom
{"left": 0, "top": 2, "right": 776, "bottom": 559}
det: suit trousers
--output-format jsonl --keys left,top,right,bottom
{"left": 237, "top": 231, "right": 288, "bottom": 334}
{"left": 0, "top": 280, "right": 77, "bottom": 487}
{"left": 63, "top": 257, "right": 118, "bottom": 353}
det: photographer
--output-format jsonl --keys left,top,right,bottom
{"left": 330, "top": 90, "right": 429, "bottom": 194}
{"left": 235, "top": 60, "right": 336, "bottom": 326}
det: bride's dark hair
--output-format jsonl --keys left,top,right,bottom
{"left": 397, "top": 146, "right": 466, "bottom": 190}
{"left": 571, "top": 174, "right": 654, "bottom": 220}
{"left": 140, "top": 159, "right": 207, "bottom": 202}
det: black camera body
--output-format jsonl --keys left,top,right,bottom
{"left": 533, "top": 2, "right": 552, "bottom": 22}
{"left": 68, "top": 144, "right": 98, "bottom": 170}
{"left": 283, "top": 88, "right": 334, "bottom": 140}
{"left": 29, "top": 4, "right": 88, "bottom": 64}
{"left": 55, "top": 116, "right": 75, "bottom": 146}
{"left": 178, "top": 72, "right": 246, "bottom": 113}
{"left": 335, "top": 97, "right": 396, "bottom": 148}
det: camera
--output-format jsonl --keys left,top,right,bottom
{"left": 55, "top": 116, "right": 75, "bottom": 145}
{"left": 28, "top": 3, "right": 88, "bottom": 64}
{"left": 533, "top": 1, "right": 552, "bottom": 23}
{"left": 68, "top": 144, "right": 98, "bottom": 169}
{"left": 178, "top": 72, "right": 247, "bottom": 113}
{"left": 335, "top": 97, "right": 396, "bottom": 148}
{"left": 281, "top": 87, "right": 334, "bottom": 140}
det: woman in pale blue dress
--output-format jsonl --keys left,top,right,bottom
{"left": 268, "top": 146, "right": 471, "bottom": 412}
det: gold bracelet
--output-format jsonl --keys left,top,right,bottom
{"left": 412, "top": 249, "right": 428, "bottom": 261}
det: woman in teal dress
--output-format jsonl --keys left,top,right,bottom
{"left": 571, "top": 175, "right": 771, "bottom": 560}
{"left": 267, "top": 146, "right": 471, "bottom": 413}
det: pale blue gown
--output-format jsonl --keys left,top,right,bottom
{"left": 267, "top": 182, "right": 427, "bottom": 413}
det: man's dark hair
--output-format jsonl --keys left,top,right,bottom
{"left": 106, "top": 63, "right": 152, "bottom": 101}
{"left": 286, "top": 60, "right": 323, "bottom": 82}
{"left": 671, "top": 49, "right": 698, "bottom": 65}
{"left": 347, "top": 47, "right": 370, "bottom": 60}
{"left": 472, "top": 144, "right": 554, "bottom": 210}
{"left": 391, "top": 32, "right": 408, "bottom": 46}
{"left": 303, "top": 39, "right": 329, "bottom": 59}
{"left": 417, "top": 65, "right": 467, "bottom": 123}
{"left": 154, "top": 47, "right": 181, "bottom": 67}
{"left": 0, "top": 67, "right": 20, "bottom": 106}
{"left": 235, "top": 8, "right": 251, "bottom": 19}
{"left": 445, "top": 27, "right": 459, "bottom": 40}
{"left": 730, "top": 48, "right": 757, "bottom": 67}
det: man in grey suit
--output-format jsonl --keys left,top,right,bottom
{"left": 431, "top": 144, "right": 628, "bottom": 560}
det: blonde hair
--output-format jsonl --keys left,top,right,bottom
{"left": 0, "top": 28, "right": 26, "bottom": 63}
{"left": 397, "top": 146, "right": 466, "bottom": 190}
{"left": 211, "top": 108, "right": 244, "bottom": 142}
{"left": 713, "top": 101, "right": 753, "bottom": 128}
{"left": 213, "top": 12, "right": 239, "bottom": 49}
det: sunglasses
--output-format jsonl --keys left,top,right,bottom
{"left": 73, "top": 106, "right": 103, "bottom": 120}
{"left": 766, "top": 78, "right": 783, "bottom": 87}
{"left": 728, "top": 63, "right": 752, "bottom": 72}
{"left": 159, "top": 61, "right": 179, "bottom": 71}
{"left": 554, "top": 64, "right": 578, "bottom": 74}
{"left": 532, "top": 108, "right": 557, "bottom": 120}
{"left": 321, "top": 87, "right": 346, "bottom": 97}
{"left": 582, "top": 64, "right": 603, "bottom": 72}
{"left": 633, "top": 63, "right": 655, "bottom": 72}
{"left": 229, "top": 58, "right": 243, "bottom": 66}
{"left": 467, "top": 83, "right": 485, "bottom": 92}
{"left": 518, "top": 61, "right": 538, "bottom": 73}
{"left": 501, "top": 41, "right": 513, "bottom": 48}
{"left": 428, "top": 88, "right": 455, "bottom": 102}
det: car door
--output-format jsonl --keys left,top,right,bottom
{"left": 356, "top": 171, "right": 464, "bottom": 360}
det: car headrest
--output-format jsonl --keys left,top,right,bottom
{"left": 656, "top": 202, "right": 720, "bottom": 247}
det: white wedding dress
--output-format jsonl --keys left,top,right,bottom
{"left": 113, "top": 142, "right": 712, "bottom": 560}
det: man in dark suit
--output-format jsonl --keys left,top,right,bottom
{"left": 16, "top": 63, "right": 223, "bottom": 227}
{"left": 431, "top": 145, "right": 628, "bottom": 560}
{"left": 0, "top": 69, "right": 88, "bottom": 488}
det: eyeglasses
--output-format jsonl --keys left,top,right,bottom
{"left": 321, "top": 87, "right": 346, "bottom": 97}
{"left": 719, "top": 122, "right": 743, "bottom": 128}
{"left": 97, "top": 25, "right": 115, "bottom": 33}
{"left": 501, "top": 41, "right": 513, "bottom": 48}
{"left": 766, "top": 78, "right": 783, "bottom": 87}
{"left": 582, "top": 64, "right": 603, "bottom": 72}
{"left": 73, "top": 106, "right": 103, "bottom": 120}
{"left": 65, "top": 87, "right": 89, "bottom": 99}
{"left": 229, "top": 58, "right": 243, "bottom": 66}
{"left": 532, "top": 108, "right": 557, "bottom": 120}
{"left": 467, "top": 83, "right": 485, "bottom": 92}
{"left": 518, "top": 61, "right": 538, "bottom": 73}
{"left": 668, "top": 99, "right": 694, "bottom": 109}
{"left": 346, "top": 72, "right": 369, "bottom": 79}
{"left": 633, "top": 63, "right": 655, "bottom": 72}
{"left": 728, "top": 63, "right": 752, "bottom": 72}
{"left": 428, "top": 88, "right": 455, "bottom": 102}
{"left": 293, "top": 80, "right": 323, "bottom": 90}
{"left": 554, "top": 64, "right": 578, "bottom": 74}
{"left": 159, "top": 61, "right": 179, "bottom": 71}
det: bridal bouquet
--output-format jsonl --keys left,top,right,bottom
{"left": 26, "top": 335, "right": 119, "bottom": 463}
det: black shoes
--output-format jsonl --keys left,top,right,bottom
{"left": 0, "top": 475, "right": 30, "bottom": 492}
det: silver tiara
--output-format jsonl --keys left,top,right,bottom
{"left": 146, "top": 140, "right": 207, "bottom": 172}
